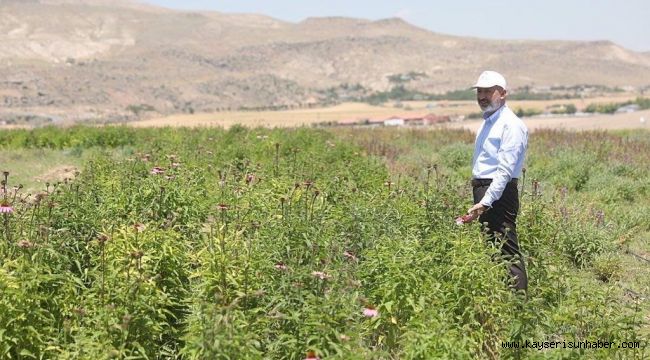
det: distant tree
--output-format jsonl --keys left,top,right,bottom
{"left": 565, "top": 104, "right": 577, "bottom": 114}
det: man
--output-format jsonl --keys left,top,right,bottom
{"left": 467, "top": 70, "right": 528, "bottom": 292}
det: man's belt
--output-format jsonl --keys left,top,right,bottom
{"left": 471, "top": 178, "right": 518, "bottom": 187}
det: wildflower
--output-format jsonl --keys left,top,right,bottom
{"left": 303, "top": 180, "right": 314, "bottom": 189}
{"left": 150, "top": 167, "right": 165, "bottom": 175}
{"left": 340, "top": 334, "right": 350, "bottom": 341}
{"left": 0, "top": 203, "right": 14, "bottom": 214}
{"left": 311, "top": 271, "right": 330, "bottom": 280}
{"left": 304, "top": 350, "right": 320, "bottom": 360}
{"left": 217, "top": 204, "right": 229, "bottom": 211}
{"left": 245, "top": 173, "right": 255, "bottom": 184}
{"left": 121, "top": 314, "right": 132, "bottom": 330}
{"left": 455, "top": 214, "right": 475, "bottom": 225}
{"left": 134, "top": 223, "right": 146, "bottom": 233}
{"left": 171, "top": 162, "right": 181, "bottom": 169}
{"left": 17, "top": 240, "right": 34, "bottom": 249}
{"left": 130, "top": 250, "right": 144, "bottom": 259}
{"left": 363, "top": 305, "right": 379, "bottom": 318}
{"left": 97, "top": 233, "right": 110, "bottom": 245}
{"left": 274, "top": 262, "right": 288, "bottom": 271}
{"left": 343, "top": 250, "right": 357, "bottom": 261}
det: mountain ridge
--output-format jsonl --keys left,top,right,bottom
{"left": 0, "top": 1, "right": 648, "bottom": 123}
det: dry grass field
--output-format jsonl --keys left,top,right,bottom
{"left": 443, "top": 109, "right": 650, "bottom": 132}
{"left": 129, "top": 94, "right": 645, "bottom": 130}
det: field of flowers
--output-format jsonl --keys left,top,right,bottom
{"left": 0, "top": 125, "right": 648, "bottom": 359}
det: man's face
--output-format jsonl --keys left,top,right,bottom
{"left": 476, "top": 86, "right": 506, "bottom": 114}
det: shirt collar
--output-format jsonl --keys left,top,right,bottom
{"left": 483, "top": 104, "right": 506, "bottom": 123}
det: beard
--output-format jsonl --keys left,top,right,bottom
{"left": 479, "top": 98, "right": 503, "bottom": 114}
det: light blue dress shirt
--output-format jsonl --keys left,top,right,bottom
{"left": 472, "top": 104, "right": 528, "bottom": 207}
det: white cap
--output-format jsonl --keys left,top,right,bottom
{"left": 472, "top": 70, "right": 507, "bottom": 90}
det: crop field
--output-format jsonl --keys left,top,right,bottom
{"left": 128, "top": 95, "right": 640, "bottom": 129}
{"left": 0, "top": 125, "right": 648, "bottom": 359}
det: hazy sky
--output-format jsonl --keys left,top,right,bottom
{"left": 144, "top": 0, "right": 650, "bottom": 52}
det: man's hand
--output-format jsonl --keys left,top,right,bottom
{"left": 456, "top": 203, "right": 487, "bottom": 225}
{"left": 467, "top": 203, "right": 487, "bottom": 218}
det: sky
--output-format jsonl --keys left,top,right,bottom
{"left": 144, "top": 0, "right": 650, "bottom": 52}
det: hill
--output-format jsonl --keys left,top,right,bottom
{"left": 1, "top": 0, "right": 649, "bottom": 122}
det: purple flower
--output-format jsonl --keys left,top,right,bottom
{"left": 363, "top": 306, "right": 379, "bottom": 318}
{"left": 343, "top": 250, "right": 358, "bottom": 261}
{"left": 311, "top": 271, "right": 331, "bottom": 280}
{"left": 455, "top": 214, "right": 475, "bottom": 225}
{"left": 150, "top": 167, "right": 165, "bottom": 175}
{"left": 217, "top": 204, "right": 229, "bottom": 211}
{"left": 0, "top": 203, "right": 14, "bottom": 214}
{"left": 17, "top": 240, "right": 34, "bottom": 249}
{"left": 304, "top": 351, "right": 320, "bottom": 360}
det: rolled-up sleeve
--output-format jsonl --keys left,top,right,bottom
{"left": 480, "top": 123, "right": 527, "bottom": 207}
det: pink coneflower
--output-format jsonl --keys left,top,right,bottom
{"left": 363, "top": 305, "right": 379, "bottom": 318}
{"left": 97, "top": 233, "right": 110, "bottom": 245}
{"left": 304, "top": 350, "right": 320, "bottom": 360}
{"left": 0, "top": 203, "right": 14, "bottom": 214}
{"left": 217, "top": 204, "right": 229, "bottom": 211}
{"left": 17, "top": 240, "right": 34, "bottom": 249}
{"left": 171, "top": 162, "right": 181, "bottom": 169}
{"left": 340, "top": 334, "right": 350, "bottom": 341}
{"left": 134, "top": 223, "right": 146, "bottom": 233}
{"left": 455, "top": 214, "right": 475, "bottom": 225}
{"left": 274, "top": 262, "right": 288, "bottom": 271}
{"left": 311, "top": 271, "right": 330, "bottom": 280}
{"left": 343, "top": 251, "right": 357, "bottom": 261}
{"left": 150, "top": 167, "right": 165, "bottom": 175}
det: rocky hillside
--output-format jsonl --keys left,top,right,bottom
{"left": 1, "top": 0, "right": 649, "bottom": 122}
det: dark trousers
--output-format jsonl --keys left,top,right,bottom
{"left": 472, "top": 179, "right": 528, "bottom": 292}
